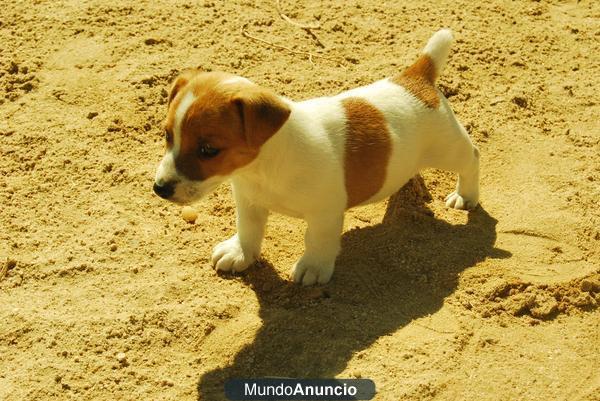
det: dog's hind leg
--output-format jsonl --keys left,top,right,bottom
{"left": 443, "top": 119, "right": 480, "bottom": 210}
{"left": 444, "top": 139, "right": 479, "bottom": 210}
{"left": 426, "top": 114, "right": 480, "bottom": 210}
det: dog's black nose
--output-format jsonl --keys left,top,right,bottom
{"left": 153, "top": 181, "right": 175, "bottom": 199}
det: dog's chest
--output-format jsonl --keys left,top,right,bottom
{"left": 234, "top": 179, "right": 306, "bottom": 218}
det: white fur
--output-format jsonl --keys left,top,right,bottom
{"left": 423, "top": 28, "right": 454, "bottom": 77}
{"left": 156, "top": 90, "right": 196, "bottom": 186}
{"left": 173, "top": 91, "right": 196, "bottom": 155}
{"left": 160, "top": 29, "right": 480, "bottom": 285}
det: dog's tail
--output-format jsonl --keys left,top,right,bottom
{"left": 399, "top": 29, "right": 453, "bottom": 85}
{"left": 421, "top": 28, "right": 454, "bottom": 80}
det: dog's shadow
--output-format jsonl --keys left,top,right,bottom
{"left": 196, "top": 177, "right": 510, "bottom": 400}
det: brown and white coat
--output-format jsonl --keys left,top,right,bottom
{"left": 154, "top": 29, "right": 480, "bottom": 285}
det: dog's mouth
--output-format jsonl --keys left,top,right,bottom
{"left": 156, "top": 179, "right": 222, "bottom": 205}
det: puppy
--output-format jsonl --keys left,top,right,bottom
{"left": 154, "top": 29, "right": 479, "bottom": 285}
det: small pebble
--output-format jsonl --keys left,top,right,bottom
{"left": 181, "top": 206, "right": 198, "bottom": 224}
{"left": 116, "top": 352, "right": 129, "bottom": 366}
{"left": 511, "top": 96, "right": 528, "bottom": 108}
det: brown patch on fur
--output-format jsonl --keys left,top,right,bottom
{"left": 342, "top": 97, "right": 392, "bottom": 208}
{"left": 164, "top": 71, "right": 290, "bottom": 181}
{"left": 391, "top": 55, "right": 440, "bottom": 108}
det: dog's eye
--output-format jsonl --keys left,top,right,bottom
{"left": 197, "top": 144, "right": 220, "bottom": 159}
{"left": 164, "top": 130, "right": 172, "bottom": 144}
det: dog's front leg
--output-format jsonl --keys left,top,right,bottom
{"left": 211, "top": 188, "right": 268, "bottom": 273}
{"left": 291, "top": 213, "right": 344, "bottom": 285}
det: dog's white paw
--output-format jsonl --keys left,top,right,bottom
{"left": 291, "top": 257, "right": 334, "bottom": 286}
{"left": 445, "top": 191, "right": 478, "bottom": 210}
{"left": 211, "top": 235, "right": 256, "bottom": 272}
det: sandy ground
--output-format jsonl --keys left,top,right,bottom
{"left": 1, "top": 0, "right": 599, "bottom": 400}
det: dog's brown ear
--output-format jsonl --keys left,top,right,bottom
{"left": 168, "top": 68, "right": 199, "bottom": 105}
{"left": 232, "top": 87, "right": 291, "bottom": 148}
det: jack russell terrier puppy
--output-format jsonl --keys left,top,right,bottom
{"left": 153, "top": 29, "right": 479, "bottom": 285}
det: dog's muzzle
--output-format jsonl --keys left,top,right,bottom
{"left": 153, "top": 181, "right": 175, "bottom": 199}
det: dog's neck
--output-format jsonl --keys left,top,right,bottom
{"left": 233, "top": 99, "right": 312, "bottom": 187}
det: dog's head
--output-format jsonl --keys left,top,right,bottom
{"left": 153, "top": 70, "right": 291, "bottom": 204}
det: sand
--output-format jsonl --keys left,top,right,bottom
{"left": 1, "top": 0, "right": 599, "bottom": 400}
